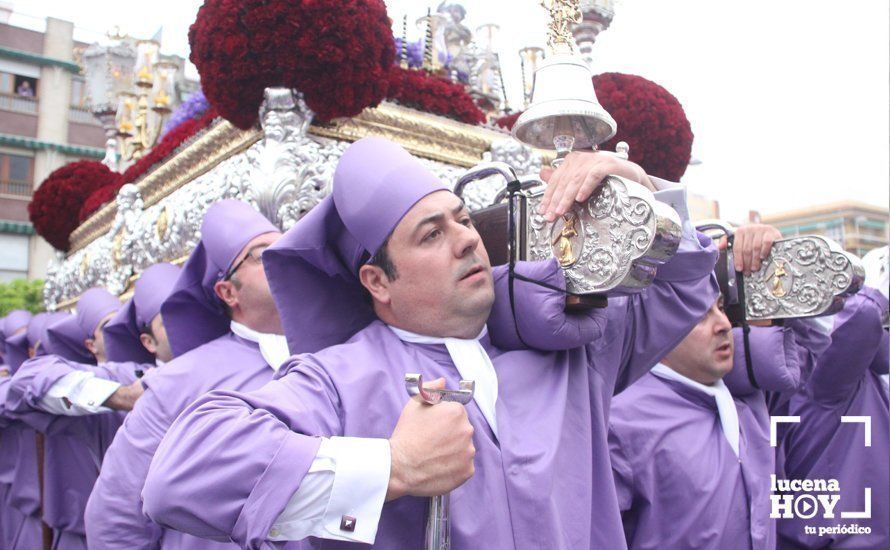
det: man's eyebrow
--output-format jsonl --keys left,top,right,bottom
{"left": 413, "top": 212, "right": 445, "bottom": 237}
{"left": 411, "top": 200, "right": 467, "bottom": 238}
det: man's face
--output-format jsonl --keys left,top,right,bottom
{"left": 85, "top": 312, "right": 116, "bottom": 363}
{"left": 140, "top": 313, "right": 173, "bottom": 363}
{"left": 214, "top": 232, "right": 283, "bottom": 335}
{"left": 362, "top": 190, "right": 494, "bottom": 338}
{"left": 663, "top": 297, "right": 734, "bottom": 385}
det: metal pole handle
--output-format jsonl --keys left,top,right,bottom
{"left": 404, "top": 373, "right": 475, "bottom": 550}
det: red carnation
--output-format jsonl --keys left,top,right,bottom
{"left": 386, "top": 67, "right": 485, "bottom": 126}
{"left": 79, "top": 183, "right": 123, "bottom": 222}
{"left": 28, "top": 161, "right": 120, "bottom": 251}
{"left": 189, "top": 0, "right": 394, "bottom": 129}
{"left": 495, "top": 111, "right": 522, "bottom": 130}
{"left": 593, "top": 72, "right": 693, "bottom": 182}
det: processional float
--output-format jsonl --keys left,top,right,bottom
{"left": 44, "top": 2, "right": 870, "bottom": 549}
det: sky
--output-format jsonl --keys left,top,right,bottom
{"left": 10, "top": 0, "right": 889, "bottom": 222}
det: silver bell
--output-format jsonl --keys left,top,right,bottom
{"left": 511, "top": 53, "right": 616, "bottom": 154}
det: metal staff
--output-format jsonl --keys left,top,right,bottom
{"left": 404, "top": 373, "right": 475, "bottom": 550}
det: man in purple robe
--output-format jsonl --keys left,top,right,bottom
{"left": 141, "top": 136, "right": 719, "bottom": 549}
{"left": 0, "top": 313, "right": 9, "bottom": 372}
{"left": 4, "top": 288, "right": 120, "bottom": 550}
{"left": 2, "top": 311, "right": 64, "bottom": 549}
{"left": 6, "top": 267, "right": 178, "bottom": 550}
{"left": 777, "top": 245, "right": 889, "bottom": 548}
{"left": 0, "top": 310, "right": 32, "bottom": 548}
{"left": 607, "top": 223, "right": 836, "bottom": 550}
{"left": 84, "top": 200, "right": 289, "bottom": 549}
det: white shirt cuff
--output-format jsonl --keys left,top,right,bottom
{"left": 40, "top": 371, "right": 119, "bottom": 416}
{"left": 651, "top": 179, "right": 697, "bottom": 251}
{"left": 269, "top": 437, "right": 390, "bottom": 544}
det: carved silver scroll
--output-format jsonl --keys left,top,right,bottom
{"left": 745, "top": 235, "right": 864, "bottom": 320}
{"left": 521, "top": 175, "right": 682, "bottom": 294}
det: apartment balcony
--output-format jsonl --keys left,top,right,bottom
{"left": 0, "top": 179, "right": 31, "bottom": 198}
{"left": 0, "top": 92, "right": 37, "bottom": 115}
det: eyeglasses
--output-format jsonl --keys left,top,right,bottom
{"left": 223, "top": 245, "right": 268, "bottom": 281}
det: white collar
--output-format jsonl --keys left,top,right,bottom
{"left": 155, "top": 358, "right": 166, "bottom": 367}
{"left": 387, "top": 324, "right": 499, "bottom": 439}
{"left": 230, "top": 321, "right": 291, "bottom": 372}
{"left": 387, "top": 325, "right": 488, "bottom": 344}
{"left": 651, "top": 363, "right": 740, "bottom": 457}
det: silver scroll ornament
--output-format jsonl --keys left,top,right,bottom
{"left": 456, "top": 162, "right": 682, "bottom": 295}
{"left": 744, "top": 235, "right": 865, "bottom": 320}
{"left": 523, "top": 175, "right": 681, "bottom": 294}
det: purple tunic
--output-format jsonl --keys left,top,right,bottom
{"left": 84, "top": 332, "right": 276, "bottom": 549}
{"left": 608, "top": 324, "right": 804, "bottom": 550}
{"left": 140, "top": 238, "right": 718, "bottom": 549}
{"left": 6, "top": 356, "right": 143, "bottom": 548}
{"left": 0, "top": 310, "right": 34, "bottom": 548}
{"left": 2, "top": 312, "right": 66, "bottom": 550}
{"left": 778, "top": 286, "right": 889, "bottom": 548}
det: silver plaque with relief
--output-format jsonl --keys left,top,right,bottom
{"left": 457, "top": 163, "right": 683, "bottom": 296}
{"left": 745, "top": 235, "right": 864, "bottom": 320}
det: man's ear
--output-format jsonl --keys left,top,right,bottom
{"left": 213, "top": 280, "right": 238, "bottom": 309}
{"left": 359, "top": 265, "right": 392, "bottom": 306}
{"left": 84, "top": 338, "right": 98, "bottom": 356}
{"left": 139, "top": 333, "right": 158, "bottom": 354}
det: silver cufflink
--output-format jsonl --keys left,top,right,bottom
{"left": 340, "top": 515, "right": 356, "bottom": 532}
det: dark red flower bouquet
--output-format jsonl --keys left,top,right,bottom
{"left": 78, "top": 183, "right": 123, "bottom": 223}
{"left": 28, "top": 161, "right": 120, "bottom": 251}
{"left": 386, "top": 67, "right": 486, "bottom": 125}
{"left": 189, "top": 0, "right": 394, "bottom": 129}
{"left": 593, "top": 72, "right": 693, "bottom": 182}
{"left": 494, "top": 110, "right": 521, "bottom": 130}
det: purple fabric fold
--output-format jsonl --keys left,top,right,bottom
{"left": 104, "top": 262, "right": 181, "bottom": 364}
{"left": 610, "top": 372, "right": 776, "bottom": 549}
{"left": 45, "top": 314, "right": 95, "bottom": 364}
{"left": 85, "top": 333, "right": 275, "bottom": 550}
{"left": 779, "top": 286, "right": 889, "bottom": 548}
{"left": 724, "top": 325, "right": 801, "bottom": 396}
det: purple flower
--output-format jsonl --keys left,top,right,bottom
{"left": 160, "top": 90, "right": 210, "bottom": 138}
{"left": 393, "top": 37, "right": 424, "bottom": 69}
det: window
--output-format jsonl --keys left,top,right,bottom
{"left": 71, "top": 78, "right": 88, "bottom": 107}
{"left": 0, "top": 72, "right": 12, "bottom": 94}
{"left": 0, "top": 72, "right": 39, "bottom": 98}
{"left": 823, "top": 223, "right": 844, "bottom": 243}
{"left": 0, "top": 154, "right": 34, "bottom": 196}
{"left": 13, "top": 75, "right": 37, "bottom": 98}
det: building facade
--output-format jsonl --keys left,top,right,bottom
{"left": 0, "top": 6, "right": 199, "bottom": 283}
{"left": 762, "top": 201, "right": 889, "bottom": 257}
{"left": 0, "top": 10, "right": 106, "bottom": 282}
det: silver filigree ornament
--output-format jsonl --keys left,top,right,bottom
{"left": 744, "top": 235, "right": 865, "bottom": 320}
{"left": 43, "top": 87, "right": 525, "bottom": 309}
{"left": 524, "top": 175, "right": 682, "bottom": 294}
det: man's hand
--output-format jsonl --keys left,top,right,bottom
{"left": 538, "top": 151, "right": 655, "bottom": 222}
{"left": 0, "top": 366, "right": 9, "bottom": 377}
{"left": 386, "top": 378, "right": 475, "bottom": 501}
{"left": 732, "top": 224, "right": 783, "bottom": 275}
{"left": 102, "top": 380, "right": 145, "bottom": 411}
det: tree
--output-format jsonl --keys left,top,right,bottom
{"left": 0, "top": 279, "right": 45, "bottom": 315}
